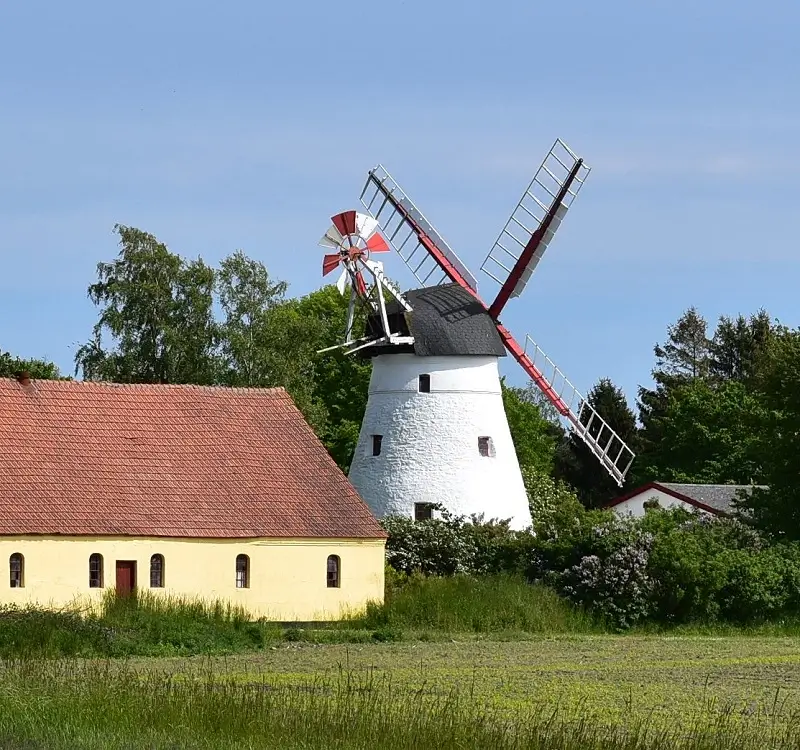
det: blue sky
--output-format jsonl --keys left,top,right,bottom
{"left": 1, "top": 0, "right": 798, "bottom": 408}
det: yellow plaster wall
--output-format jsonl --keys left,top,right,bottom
{"left": 0, "top": 536, "right": 385, "bottom": 621}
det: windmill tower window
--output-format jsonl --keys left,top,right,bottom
{"left": 414, "top": 503, "right": 435, "bottom": 521}
{"left": 371, "top": 434, "right": 383, "bottom": 456}
{"left": 418, "top": 374, "right": 431, "bottom": 393}
{"left": 478, "top": 436, "right": 495, "bottom": 457}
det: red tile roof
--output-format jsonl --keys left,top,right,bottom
{"left": 0, "top": 378, "right": 386, "bottom": 539}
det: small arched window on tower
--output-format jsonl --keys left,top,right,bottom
{"left": 418, "top": 374, "right": 431, "bottom": 393}
{"left": 327, "top": 555, "right": 340, "bottom": 588}
{"left": 236, "top": 554, "right": 250, "bottom": 589}
{"left": 9, "top": 553, "right": 24, "bottom": 588}
{"left": 150, "top": 554, "right": 164, "bottom": 588}
{"left": 478, "top": 436, "right": 495, "bottom": 457}
{"left": 89, "top": 553, "right": 104, "bottom": 588}
{"left": 371, "top": 434, "right": 383, "bottom": 456}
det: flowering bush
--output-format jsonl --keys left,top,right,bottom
{"left": 559, "top": 521, "right": 655, "bottom": 630}
{"left": 381, "top": 506, "right": 478, "bottom": 576}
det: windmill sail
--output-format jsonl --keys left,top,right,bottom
{"left": 359, "top": 165, "right": 479, "bottom": 292}
{"left": 481, "top": 139, "right": 591, "bottom": 318}
{"left": 499, "top": 327, "right": 635, "bottom": 484}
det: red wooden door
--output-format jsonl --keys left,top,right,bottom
{"left": 115, "top": 561, "right": 137, "bottom": 596}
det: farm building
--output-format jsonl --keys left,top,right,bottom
{"left": 0, "top": 374, "right": 386, "bottom": 620}
{"left": 604, "top": 481, "right": 763, "bottom": 518}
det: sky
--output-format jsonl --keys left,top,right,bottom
{"left": 1, "top": 0, "right": 798, "bottom": 408}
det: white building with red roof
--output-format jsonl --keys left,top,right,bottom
{"left": 0, "top": 373, "right": 386, "bottom": 620}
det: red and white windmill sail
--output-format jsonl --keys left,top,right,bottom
{"left": 318, "top": 210, "right": 413, "bottom": 352}
{"left": 358, "top": 140, "right": 635, "bottom": 486}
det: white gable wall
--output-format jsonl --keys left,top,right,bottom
{"left": 610, "top": 488, "right": 711, "bottom": 518}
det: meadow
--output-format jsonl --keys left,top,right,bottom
{"left": 2, "top": 576, "right": 800, "bottom": 748}
{"left": 2, "top": 637, "right": 800, "bottom": 748}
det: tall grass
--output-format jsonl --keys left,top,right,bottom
{"left": 0, "top": 658, "right": 795, "bottom": 749}
{"left": 351, "top": 573, "right": 598, "bottom": 635}
{"left": 0, "top": 591, "right": 282, "bottom": 658}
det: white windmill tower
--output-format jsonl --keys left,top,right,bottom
{"left": 318, "top": 139, "right": 636, "bottom": 530}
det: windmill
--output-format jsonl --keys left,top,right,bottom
{"left": 318, "top": 139, "right": 635, "bottom": 529}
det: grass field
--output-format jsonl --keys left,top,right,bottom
{"left": 135, "top": 635, "right": 800, "bottom": 728}
{"left": 3, "top": 635, "right": 800, "bottom": 748}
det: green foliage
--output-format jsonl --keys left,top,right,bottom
{"left": 215, "top": 249, "right": 290, "bottom": 387}
{"left": 635, "top": 307, "right": 779, "bottom": 488}
{"left": 75, "top": 225, "right": 218, "bottom": 385}
{"left": 635, "top": 378, "right": 766, "bottom": 484}
{"left": 381, "top": 506, "right": 480, "bottom": 576}
{"left": 654, "top": 306, "right": 712, "bottom": 380}
{"left": 502, "top": 380, "right": 560, "bottom": 475}
{"left": 73, "top": 226, "right": 372, "bottom": 470}
{"left": 0, "top": 350, "right": 62, "bottom": 380}
{"left": 709, "top": 310, "right": 775, "bottom": 385}
{"left": 736, "top": 327, "right": 800, "bottom": 538}
{"left": 294, "top": 285, "right": 372, "bottom": 470}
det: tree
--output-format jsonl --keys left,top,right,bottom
{"left": 554, "top": 378, "right": 638, "bottom": 508}
{"left": 709, "top": 309, "right": 774, "bottom": 385}
{"left": 501, "top": 380, "right": 561, "bottom": 475}
{"left": 0, "top": 351, "right": 62, "bottom": 380}
{"left": 634, "top": 378, "right": 766, "bottom": 485}
{"left": 294, "top": 285, "right": 372, "bottom": 471}
{"left": 216, "top": 250, "right": 289, "bottom": 387}
{"left": 653, "top": 306, "right": 711, "bottom": 381}
{"left": 75, "top": 225, "right": 218, "bottom": 384}
{"left": 637, "top": 307, "right": 712, "bottom": 471}
{"left": 736, "top": 328, "right": 800, "bottom": 538}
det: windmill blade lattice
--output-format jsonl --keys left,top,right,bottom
{"left": 520, "top": 334, "right": 635, "bottom": 483}
{"left": 481, "top": 139, "right": 591, "bottom": 318}
{"left": 359, "top": 165, "right": 479, "bottom": 292}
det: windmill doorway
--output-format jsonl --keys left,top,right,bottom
{"left": 115, "top": 560, "right": 137, "bottom": 597}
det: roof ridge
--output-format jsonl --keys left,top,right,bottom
{"left": 0, "top": 378, "right": 290, "bottom": 395}
{"left": 659, "top": 481, "right": 758, "bottom": 488}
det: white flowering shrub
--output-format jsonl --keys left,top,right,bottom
{"left": 559, "top": 520, "right": 655, "bottom": 630}
{"left": 381, "top": 506, "right": 479, "bottom": 576}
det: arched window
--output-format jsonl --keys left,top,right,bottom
{"left": 327, "top": 555, "right": 340, "bottom": 589}
{"left": 9, "top": 553, "right": 24, "bottom": 588}
{"left": 89, "top": 553, "right": 104, "bottom": 588}
{"left": 150, "top": 554, "right": 164, "bottom": 588}
{"left": 235, "top": 554, "right": 249, "bottom": 589}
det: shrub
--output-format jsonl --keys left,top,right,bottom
{"left": 559, "top": 520, "right": 655, "bottom": 630}
{"left": 382, "top": 506, "right": 478, "bottom": 576}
